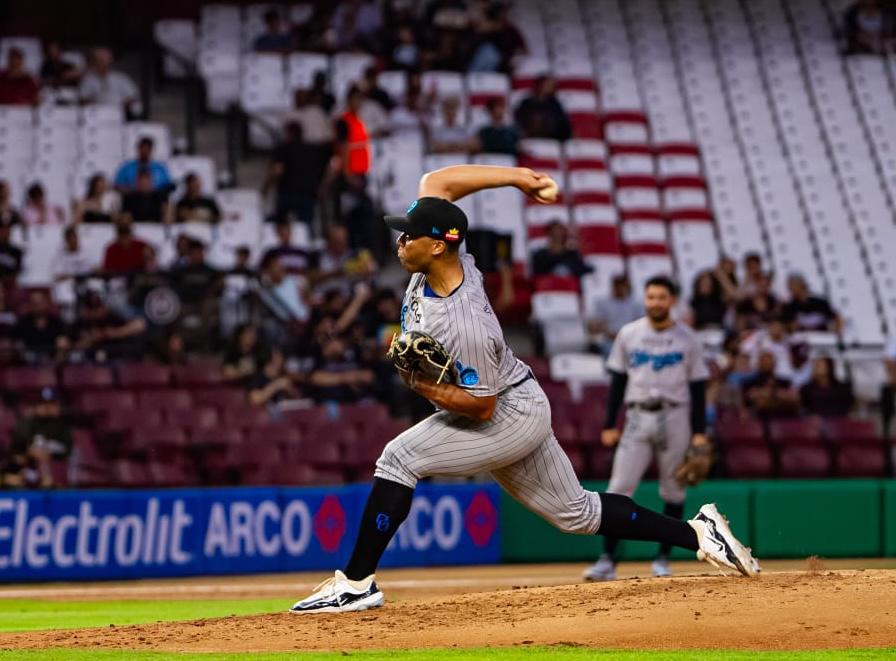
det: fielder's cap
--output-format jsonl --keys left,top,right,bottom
{"left": 384, "top": 197, "right": 468, "bottom": 245}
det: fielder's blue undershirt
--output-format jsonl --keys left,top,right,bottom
{"left": 423, "top": 278, "right": 463, "bottom": 298}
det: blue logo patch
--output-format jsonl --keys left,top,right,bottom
{"left": 375, "top": 513, "right": 391, "bottom": 532}
{"left": 629, "top": 350, "right": 684, "bottom": 372}
{"left": 406, "top": 200, "right": 419, "bottom": 214}
{"left": 432, "top": 225, "right": 441, "bottom": 235}
{"left": 455, "top": 360, "right": 480, "bottom": 386}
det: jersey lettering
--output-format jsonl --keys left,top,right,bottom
{"left": 629, "top": 350, "right": 684, "bottom": 372}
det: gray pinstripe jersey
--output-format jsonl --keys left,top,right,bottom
{"left": 400, "top": 254, "right": 530, "bottom": 397}
{"left": 607, "top": 317, "right": 709, "bottom": 404}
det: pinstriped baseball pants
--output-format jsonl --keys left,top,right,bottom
{"left": 375, "top": 379, "right": 603, "bottom": 535}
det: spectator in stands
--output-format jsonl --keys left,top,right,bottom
{"left": 882, "top": 335, "right": 896, "bottom": 437}
{"left": 308, "top": 334, "right": 375, "bottom": 404}
{"left": 224, "top": 323, "right": 268, "bottom": 385}
{"left": 390, "top": 23, "right": 421, "bottom": 70}
{"left": 315, "top": 224, "right": 377, "bottom": 294}
{"left": 737, "top": 252, "right": 766, "bottom": 299}
{"left": 310, "top": 71, "right": 336, "bottom": 114}
{"left": 260, "top": 219, "right": 317, "bottom": 276}
{"left": 171, "top": 239, "right": 221, "bottom": 307}
{"left": 73, "top": 174, "right": 120, "bottom": 224}
{"left": 360, "top": 287, "right": 403, "bottom": 349}
{"left": 0, "top": 48, "right": 39, "bottom": 106}
{"left": 266, "top": 122, "right": 331, "bottom": 228}
{"left": 52, "top": 225, "right": 94, "bottom": 318}
{"left": 121, "top": 170, "right": 169, "bottom": 224}
{"left": 0, "top": 286, "right": 18, "bottom": 352}
{"left": 586, "top": 274, "right": 642, "bottom": 352}
{"left": 388, "top": 85, "right": 426, "bottom": 133}
{"left": 740, "top": 317, "right": 794, "bottom": 379}
{"left": 284, "top": 89, "right": 334, "bottom": 145}
{"left": 156, "top": 329, "right": 188, "bottom": 366}
{"left": 514, "top": 75, "right": 571, "bottom": 141}
{"left": 174, "top": 173, "right": 220, "bottom": 224}
{"left": 844, "top": 0, "right": 895, "bottom": 54}
{"left": 429, "top": 97, "right": 476, "bottom": 153}
{"left": 260, "top": 253, "right": 311, "bottom": 324}
{"left": 248, "top": 348, "right": 300, "bottom": 407}
{"left": 328, "top": 0, "right": 384, "bottom": 51}
{"left": 2, "top": 387, "right": 72, "bottom": 488}
{"left": 39, "top": 41, "right": 80, "bottom": 88}
{"left": 79, "top": 48, "right": 140, "bottom": 117}
{"left": 468, "top": 1, "right": 527, "bottom": 72}
{"left": 114, "top": 137, "right": 172, "bottom": 193}
{"left": 425, "top": 28, "right": 469, "bottom": 72}
{"left": 16, "top": 290, "right": 68, "bottom": 363}
{"left": 170, "top": 233, "right": 191, "bottom": 269}
{"left": 742, "top": 350, "right": 800, "bottom": 419}
{"left": 0, "top": 181, "right": 22, "bottom": 228}
{"left": 73, "top": 291, "right": 147, "bottom": 361}
{"left": 689, "top": 270, "right": 729, "bottom": 330}
{"left": 253, "top": 9, "right": 295, "bottom": 53}
{"left": 0, "top": 223, "right": 23, "bottom": 283}
{"left": 734, "top": 272, "right": 779, "bottom": 331}
{"left": 361, "top": 66, "right": 394, "bottom": 111}
{"left": 781, "top": 274, "right": 841, "bottom": 333}
{"left": 475, "top": 97, "right": 518, "bottom": 155}
{"left": 531, "top": 221, "right": 592, "bottom": 279}
{"left": 102, "top": 222, "right": 149, "bottom": 274}
{"left": 233, "top": 246, "right": 253, "bottom": 274}
{"left": 22, "top": 184, "right": 65, "bottom": 226}
{"left": 800, "top": 356, "right": 854, "bottom": 417}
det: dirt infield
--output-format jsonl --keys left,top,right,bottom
{"left": 1, "top": 562, "right": 895, "bottom": 653}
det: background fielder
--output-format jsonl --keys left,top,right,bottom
{"left": 290, "top": 164, "right": 757, "bottom": 614}
{"left": 584, "top": 277, "right": 709, "bottom": 581}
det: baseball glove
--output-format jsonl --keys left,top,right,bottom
{"left": 387, "top": 330, "right": 458, "bottom": 386}
{"left": 674, "top": 443, "right": 714, "bottom": 487}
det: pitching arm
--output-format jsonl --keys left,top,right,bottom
{"left": 418, "top": 165, "right": 554, "bottom": 203}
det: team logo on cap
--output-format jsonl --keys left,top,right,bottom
{"left": 444, "top": 227, "right": 460, "bottom": 242}
{"left": 406, "top": 200, "right": 418, "bottom": 214}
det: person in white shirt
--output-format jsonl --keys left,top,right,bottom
{"left": 739, "top": 318, "right": 795, "bottom": 380}
{"left": 428, "top": 97, "right": 475, "bottom": 153}
{"left": 52, "top": 225, "right": 96, "bottom": 319}
{"left": 586, "top": 275, "right": 643, "bottom": 354}
{"left": 78, "top": 48, "right": 139, "bottom": 117}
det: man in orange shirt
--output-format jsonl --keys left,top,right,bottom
{"left": 334, "top": 86, "right": 375, "bottom": 249}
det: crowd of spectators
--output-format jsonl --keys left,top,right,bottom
{"left": 843, "top": 0, "right": 896, "bottom": 55}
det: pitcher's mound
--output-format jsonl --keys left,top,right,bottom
{"left": 5, "top": 570, "right": 896, "bottom": 653}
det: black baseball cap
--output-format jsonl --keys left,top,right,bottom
{"left": 384, "top": 197, "right": 468, "bottom": 245}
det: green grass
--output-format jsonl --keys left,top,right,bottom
{"left": 0, "top": 599, "right": 284, "bottom": 633}
{"left": 0, "top": 650, "right": 893, "bottom": 660}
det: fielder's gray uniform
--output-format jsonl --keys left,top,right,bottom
{"left": 375, "top": 254, "right": 603, "bottom": 534}
{"left": 606, "top": 318, "right": 709, "bottom": 503}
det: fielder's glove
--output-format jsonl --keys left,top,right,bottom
{"left": 674, "top": 443, "right": 714, "bottom": 487}
{"left": 387, "top": 330, "right": 458, "bottom": 386}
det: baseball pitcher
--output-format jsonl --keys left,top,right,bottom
{"left": 290, "top": 165, "right": 757, "bottom": 613}
{"left": 584, "top": 277, "right": 711, "bottom": 581}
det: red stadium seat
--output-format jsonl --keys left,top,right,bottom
{"left": 589, "top": 446, "right": 615, "bottom": 479}
{"left": 248, "top": 424, "right": 302, "bottom": 447}
{"left": 78, "top": 391, "right": 137, "bottom": 414}
{"left": 778, "top": 445, "right": 831, "bottom": 478}
{"left": 101, "top": 408, "right": 164, "bottom": 432}
{"left": 221, "top": 405, "right": 271, "bottom": 429}
{"left": 61, "top": 365, "right": 115, "bottom": 390}
{"left": 192, "top": 427, "right": 244, "bottom": 448}
{"left": 117, "top": 363, "right": 172, "bottom": 389}
{"left": 0, "top": 366, "right": 56, "bottom": 393}
{"left": 172, "top": 364, "right": 224, "bottom": 388}
{"left": 338, "top": 402, "right": 390, "bottom": 429}
{"left": 149, "top": 460, "right": 199, "bottom": 487}
{"left": 553, "top": 419, "right": 581, "bottom": 447}
{"left": 824, "top": 418, "right": 887, "bottom": 477}
{"left": 193, "top": 387, "right": 250, "bottom": 410}
{"left": 111, "top": 459, "right": 151, "bottom": 487}
{"left": 714, "top": 418, "right": 766, "bottom": 446}
{"left": 533, "top": 275, "right": 580, "bottom": 293}
{"left": 521, "top": 356, "right": 550, "bottom": 382}
{"left": 279, "top": 405, "right": 329, "bottom": 431}
{"left": 768, "top": 417, "right": 824, "bottom": 445}
{"left": 165, "top": 406, "right": 220, "bottom": 431}
{"left": 304, "top": 420, "right": 358, "bottom": 454}
{"left": 562, "top": 446, "right": 587, "bottom": 474}
{"left": 138, "top": 389, "right": 193, "bottom": 411}
{"left": 722, "top": 445, "right": 774, "bottom": 478}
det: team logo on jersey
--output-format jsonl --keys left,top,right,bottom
{"left": 455, "top": 360, "right": 480, "bottom": 386}
{"left": 444, "top": 227, "right": 460, "bottom": 242}
{"left": 629, "top": 350, "right": 684, "bottom": 372}
{"left": 407, "top": 200, "right": 418, "bottom": 214}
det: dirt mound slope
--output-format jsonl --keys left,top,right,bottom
{"left": 3, "top": 570, "right": 894, "bottom": 653}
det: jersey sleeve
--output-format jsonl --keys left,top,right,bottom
{"left": 605, "top": 327, "right": 628, "bottom": 373}
{"left": 453, "top": 312, "right": 502, "bottom": 397}
{"left": 687, "top": 332, "right": 710, "bottom": 381}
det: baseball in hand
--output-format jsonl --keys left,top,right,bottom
{"left": 534, "top": 177, "right": 559, "bottom": 204}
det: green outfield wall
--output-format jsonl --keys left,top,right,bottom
{"left": 499, "top": 479, "right": 895, "bottom": 562}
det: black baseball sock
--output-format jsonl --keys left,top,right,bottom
{"left": 658, "top": 501, "right": 685, "bottom": 557}
{"left": 602, "top": 536, "right": 620, "bottom": 561}
{"left": 344, "top": 478, "right": 414, "bottom": 581}
{"left": 597, "top": 493, "right": 698, "bottom": 552}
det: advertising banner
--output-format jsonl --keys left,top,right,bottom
{"left": 0, "top": 483, "right": 501, "bottom": 582}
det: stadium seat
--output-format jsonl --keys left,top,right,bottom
{"left": 137, "top": 390, "right": 193, "bottom": 411}
{"left": 722, "top": 445, "right": 774, "bottom": 478}
{"left": 824, "top": 418, "right": 887, "bottom": 478}
{"left": 165, "top": 406, "right": 220, "bottom": 431}
{"left": 778, "top": 445, "right": 831, "bottom": 478}
{"left": 768, "top": 417, "right": 824, "bottom": 445}
{"left": 101, "top": 408, "right": 164, "bottom": 432}
{"left": 172, "top": 364, "right": 224, "bottom": 388}
{"left": 61, "top": 365, "right": 115, "bottom": 391}
{"left": 0, "top": 366, "right": 56, "bottom": 395}
{"left": 117, "top": 363, "right": 172, "bottom": 389}
{"left": 714, "top": 418, "right": 766, "bottom": 446}
{"left": 78, "top": 391, "right": 137, "bottom": 414}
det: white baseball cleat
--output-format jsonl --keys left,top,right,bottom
{"left": 583, "top": 554, "right": 617, "bottom": 581}
{"left": 651, "top": 555, "right": 672, "bottom": 578}
{"left": 289, "top": 570, "right": 384, "bottom": 614}
{"left": 689, "top": 503, "right": 760, "bottom": 577}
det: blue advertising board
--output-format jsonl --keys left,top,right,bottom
{"left": 0, "top": 483, "right": 500, "bottom": 582}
